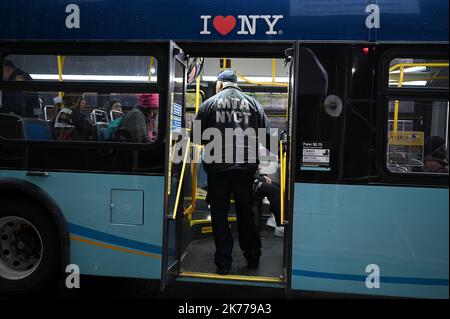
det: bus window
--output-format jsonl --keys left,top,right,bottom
{"left": 387, "top": 100, "right": 449, "bottom": 175}
{"left": 388, "top": 58, "right": 448, "bottom": 89}
{"left": 0, "top": 91, "right": 160, "bottom": 144}
{"left": 386, "top": 56, "right": 448, "bottom": 175}
{"left": 2, "top": 55, "right": 158, "bottom": 83}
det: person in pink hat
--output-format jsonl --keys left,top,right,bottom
{"left": 119, "top": 93, "right": 159, "bottom": 143}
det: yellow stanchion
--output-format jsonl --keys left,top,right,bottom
{"left": 279, "top": 141, "right": 285, "bottom": 226}
{"left": 238, "top": 74, "right": 288, "bottom": 87}
{"left": 172, "top": 138, "right": 191, "bottom": 220}
{"left": 148, "top": 56, "right": 155, "bottom": 82}
{"left": 57, "top": 55, "right": 65, "bottom": 98}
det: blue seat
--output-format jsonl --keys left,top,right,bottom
{"left": 20, "top": 118, "right": 53, "bottom": 140}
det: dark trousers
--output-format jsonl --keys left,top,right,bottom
{"left": 207, "top": 170, "right": 262, "bottom": 269}
{"left": 257, "top": 181, "right": 282, "bottom": 227}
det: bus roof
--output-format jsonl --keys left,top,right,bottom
{"left": 0, "top": 0, "right": 448, "bottom": 42}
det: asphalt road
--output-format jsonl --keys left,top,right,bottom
{"left": 1, "top": 275, "right": 287, "bottom": 300}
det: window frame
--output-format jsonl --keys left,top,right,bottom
{"left": 376, "top": 47, "right": 449, "bottom": 187}
{"left": 0, "top": 43, "right": 168, "bottom": 151}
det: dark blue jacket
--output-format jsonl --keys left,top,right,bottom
{"left": 192, "top": 86, "right": 271, "bottom": 174}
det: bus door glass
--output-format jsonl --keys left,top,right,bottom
{"left": 161, "top": 41, "right": 187, "bottom": 290}
{"left": 282, "top": 43, "right": 299, "bottom": 296}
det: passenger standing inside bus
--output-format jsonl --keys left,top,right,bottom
{"left": 192, "top": 69, "right": 271, "bottom": 275}
{"left": 1, "top": 59, "right": 37, "bottom": 117}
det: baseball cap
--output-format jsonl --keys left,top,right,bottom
{"left": 217, "top": 69, "right": 238, "bottom": 83}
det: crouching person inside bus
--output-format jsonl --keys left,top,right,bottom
{"left": 119, "top": 93, "right": 158, "bottom": 143}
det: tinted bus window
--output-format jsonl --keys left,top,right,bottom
{"left": 0, "top": 91, "right": 160, "bottom": 144}
{"left": 3, "top": 55, "right": 158, "bottom": 83}
{"left": 387, "top": 100, "right": 449, "bottom": 175}
{"left": 389, "top": 58, "right": 448, "bottom": 89}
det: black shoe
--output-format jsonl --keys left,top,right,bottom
{"left": 247, "top": 261, "right": 259, "bottom": 270}
{"left": 217, "top": 267, "right": 231, "bottom": 275}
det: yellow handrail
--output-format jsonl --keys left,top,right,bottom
{"left": 148, "top": 56, "right": 155, "bottom": 82}
{"left": 389, "top": 62, "right": 448, "bottom": 73}
{"left": 390, "top": 62, "right": 449, "bottom": 134}
{"left": 238, "top": 74, "right": 288, "bottom": 87}
{"left": 195, "top": 74, "right": 201, "bottom": 113}
{"left": 393, "top": 65, "right": 404, "bottom": 133}
{"left": 184, "top": 73, "right": 203, "bottom": 219}
{"left": 57, "top": 55, "right": 65, "bottom": 98}
{"left": 172, "top": 138, "right": 191, "bottom": 220}
{"left": 184, "top": 145, "right": 200, "bottom": 217}
{"left": 279, "top": 140, "right": 286, "bottom": 226}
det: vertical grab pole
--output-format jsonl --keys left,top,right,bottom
{"left": 57, "top": 56, "right": 65, "bottom": 97}
{"left": 195, "top": 74, "right": 201, "bottom": 113}
{"left": 173, "top": 139, "right": 191, "bottom": 220}
{"left": 280, "top": 140, "right": 285, "bottom": 226}
{"left": 393, "top": 65, "right": 405, "bottom": 134}
{"left": 148, "top": 56, "right": 155, "bottom": 82}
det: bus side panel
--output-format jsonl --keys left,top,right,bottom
{"left": 0, "top": 170, "right": 164, "bottom": 280}
{"left": 291, "top": 183, "right": 449, "bottom": 299}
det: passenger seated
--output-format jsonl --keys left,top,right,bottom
{"left": 119, "top": 93, "right": 158, "bottom": 143}
{"left": 1, "top": 59, "right": 38, "bottom": 117}
{"left": 423, "top": 136, "right": 448, "bottom": 173}
{"left": 54, "top": 94, "right": 93, "bottom": 141}
{"left": 254, "top": 147, "right": 283, "bottom": 237}
{"left": 109, "top": 100, "right": 123, "bottom": 113}
{"left": 108, "top": 100, "right": 124, "bottom": 121}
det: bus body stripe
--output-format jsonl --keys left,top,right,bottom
{"left": 68, "top": 223, "right": 162, "bottom": 255}
{"left": 70, "top": 235, "right": 161, "bottom": 259}
{"left": 292, "top": 269, "right": 449, "bottom": 286}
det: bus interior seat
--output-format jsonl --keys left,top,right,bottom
{"left": 0, "top": 113, "right": 24, "bottom": 139}
{"left": 43, "top": 105, "right": 55, "bottom": 121}
{"left": 110, "top": 110, "right": 124, "bottom": 121}
{"left": 20, "top": 118, "right": 53, "bottom": 140}
{"left": 93, "top": 122, "right": 109, "bottom": 141}
{"left": 90, "top": 109, "right": 109, "bottom": 124}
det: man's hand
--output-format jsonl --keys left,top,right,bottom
{"left": 263, "top": 175, "right": 272, "bottom": 184}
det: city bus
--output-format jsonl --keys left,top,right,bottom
{"left": 0, "top": 0, "right": 448, "bottom": 298}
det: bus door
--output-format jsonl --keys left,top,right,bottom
{"left": 281, "top": 43, "right": 299, "bottom": 297}
{"left": 288, "top": 43, "right": 333, "bottom": 295}
{"left": 161, "top": 41, "right": 188, "bottom": 290}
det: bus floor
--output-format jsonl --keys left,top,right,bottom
{"left": 180, "top": 228, "right": 284, "bottom": 279}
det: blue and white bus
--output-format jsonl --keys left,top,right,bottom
{"left": 0, "top": 0, "right": 448, "bottom": 298}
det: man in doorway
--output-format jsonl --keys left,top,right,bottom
{"left": 192, "top": 69, "right": 272, "bottom": 275}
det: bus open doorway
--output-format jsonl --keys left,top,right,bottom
{"left": 161, "top": 43, "right": 297, "bottom": 291}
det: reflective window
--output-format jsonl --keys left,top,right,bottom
{"left": 3, "top": 55, "right": 158, "bottom": 83}
{"left": 386, "top": 100, "right": 449, "bottom": 175}
{"left": 388, "top": 58, "right": 448, "bottom": 89}
{"left": 247, "top": 92, "right": 288, "bottom": 131}
{"left": 0, "top": 91, "right": 159, "bottom": 143}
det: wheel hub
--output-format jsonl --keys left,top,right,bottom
{"left": 0, "top": 217, "right": 43, "bottom": 280}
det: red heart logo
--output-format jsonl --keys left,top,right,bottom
{"left": 213, "top": 15, "right": 236, "bottom": 36}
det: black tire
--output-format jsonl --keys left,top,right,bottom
{"left": 0, "top": 197, "right": 61, "bottom": 296}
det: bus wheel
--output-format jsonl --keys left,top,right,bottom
{"left": 0, "top": 200, "right": 60, "bottom": 296}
